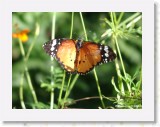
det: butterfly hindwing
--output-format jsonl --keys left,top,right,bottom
{"left": 75, "top": 42, "right": 102, "bottom": 74}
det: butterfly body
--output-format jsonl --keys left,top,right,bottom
{"left": 43, "top": 38, "right": 116, "bottom": 75}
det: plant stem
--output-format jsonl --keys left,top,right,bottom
{"left": 114, "top": 36, "right": 131, "bottom": 93}
{"left": 80, "top": 12, "right": 105, "bottom": 108}
{"left": 117, "top": 12, "right": 124, "bottom": 25}
{"left": 113, "top": 12, "right": 117, "bottom": 26}
{"left": 93, "top": 69, "right": 105, "bottom": 108}
{"left": 52, "top": 13, "right": 56, "bottom": 39}
{"left": 25, "top": 67, "right": 38, "bottom": 103}
{"left": 63, "top": 74, "right": 79, "bottom": 108}
{"left": 18, "top": 39, "right": 25, "bottom": 57}
{"left": 18, "top": 24, "right": 40, "bottom": 106}
{"left": 110, "top": 12, "right": 136, "bottom": 94}
{"left": 61, "top": 12, "right": 85, "bottom": 99}
{"left": 112, "top": 38, "right": 125, "bottom": 95}
{"left": 18, "top": 39, "right": 38, "bottom": 105}
{"left": 126, "top": 15, "right": 142, "bottom": 28}
{"left": 50, "top": 12, "right": 56, "bottom": 109}
{"left": 68, "top": 74, "right": 79, "bottom": 93}
{"left": 110, "top": 12, "right": 116, "bottom": 30}
{"left": 62, "top": 74, "right": 72, "bottom": 108}
{"left": 70, "top": 12, "right": 74, "bottom": 39}
{"left": 79, "top": 12, "right": 88, "bottom": 40}
{"left": 25, "top": 23, "right": 40, "bottom": 61}
{"left": 19, "top": 73, "right": 26, "bottom": 109}
{"left": 58, "top": 71, "right": 66, "bottom": 107}
{"left": 60, "top": 12, "right": 75, "bottom": 108}
{"left": 114, "top": 36, "right": 126, "bottom": 77}
{"left": 63, "top": 13, "right": 86, "bottom": 97}
{"left": 115, "top": 60, "right": 125, "bottom": 94}
{"left": 118, "top": 12, "right": 141, "bottom": 28}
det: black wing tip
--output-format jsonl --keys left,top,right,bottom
{"left": 108, "top": 47, "right": 116, "bottom": 61}
{"left": 100, "top": 45, "right": 116, "bottom": 63}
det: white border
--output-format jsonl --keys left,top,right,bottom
{"left": 0, "top": 0, "right": 154, "bottom": 121}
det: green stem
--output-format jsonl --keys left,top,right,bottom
{"left": 70, "top": 12, "right": 74, "bottom": 39}
{"left": 18, "top": 23, "right": 40, "bottom": 106}
{"left": 93, "top": 69, "right": 105, "bottom": 108}
{"left": 110, "top": 12, "right": 116, "bottom": 30}
{"left": 62, "top": 74, "right": 72, "bottom": 108}
{"left": 18, "top": 39, "right": 38, "bottom": 105}
{"left": 102, "top": 13, "right": 141, "bottom": 39}
{"left": 80, "top": 12, "right": 105, "bottom": 108}
{"left": 60, "top": 12, "right": 75, "bottom": 108}
{"left": 62, "top": 74, "right": 79, "bottom": 108}
{"left": 79, "top": 12, "right": 88, "bottom": 40}
{"left": 25, "top": 23, "right": 40, "bottom": 61}
{"left": 58, "top": 71, "right": 66, "bottom": 107}
{"left": 114, "top": 36, "right": 131, "bottom": 93}
{"left": 25, "top": 67, "right": 38, "bottom": 103}
{"left": 18, "top": 39, "right": 25, "bottom": 57}
{"left": 69, "top": 74, "right": 79, "bottom": 93}
{"left": 113, "top": 12, "right": 117, "bottom": 26}
{"left": 50, "top": 12, "right": 56, "bottom": 109}
{"left": 61, "top": 13, "right": 82, "bottom": 102}
{"left": 52, "top": 13, "right": 56, "bottom": 39}
{"left": 19, "top": 72, "right": 26, "bottom": 109}
{"left": 114, "top": 37, "right": 126, "bottom": 78}
{"left": 118, "top": 12, "right": 141, "bottom": 28}
{"left": 110, "top": 12, "right": 114, "bottom": 24}
{"left": 126, "top": 15, "right": 142, "bottom": 28}
{"left": 112, "top": 38, "right": 125, "bottom": 95}
{"left": 50, "top": 61, "right": 54, "bottom": 109}
{"left": 117, "top": 12, "right": 124, "bottom": 25}
{"left": 110, "top": 12, "right": 136, "bottom": 94}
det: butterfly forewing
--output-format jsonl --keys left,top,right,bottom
{"left": 43, "top": 39, "right": 77, "bottom": 73}
{"left": 100, "top": 45, "right": 116, "bottom": 63}
{"left": 56, "top": 39, "right": 77, "bottom": 73}
{"left": 43, "top": 39, "right": 57, "bottom": 58}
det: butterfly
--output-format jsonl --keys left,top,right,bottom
{"left": 43, "top": 38, "right": 116, "bottom": 75}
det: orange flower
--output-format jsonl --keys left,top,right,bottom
{"left": 12, "top": 29, "right": 30, "bottom": 43}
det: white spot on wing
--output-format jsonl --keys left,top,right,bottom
{"left": 104, "top": 46, "right": 108, "bottom": 49}
{"left": 105, "top": 53, "right": 109, "bottom": 57}
{"left": 100, "top": 46, "right": 102, "bottom": 50}
{"left": 51, "top": 46, "right": 55, "bottom": 51}
{"left": 104, "top": 46, "right": 108, "bottom": 52}
{"left": 52, "top": 39, "right": 57, "bottom": 46}
{"left": 50, "top": 39, "right": 57, "bottom": 51}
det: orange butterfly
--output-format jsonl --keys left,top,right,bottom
{"left": 43, "top": 38, "right": 116, "bottom": 75}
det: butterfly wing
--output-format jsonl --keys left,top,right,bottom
{"left": 43, "top": 39, "right": 77, "bottom": 73}
{"left": 75, "top": 42, "right": 116, "bottom": 74}
{"left": 100, "top": 45, "right": 116, "bottom": 63}
{"left": 43, "top": 39, "right": 116, "bottom": 75}
{"left": 75, "top": 42, "right": 102, "bottom": 74}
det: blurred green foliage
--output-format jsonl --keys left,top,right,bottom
{"left": 12, "top": 12, "right": 142, "bottom": 109}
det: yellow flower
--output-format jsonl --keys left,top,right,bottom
{"left": 12, "top": 29, "right": 30, "bottom": 43}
